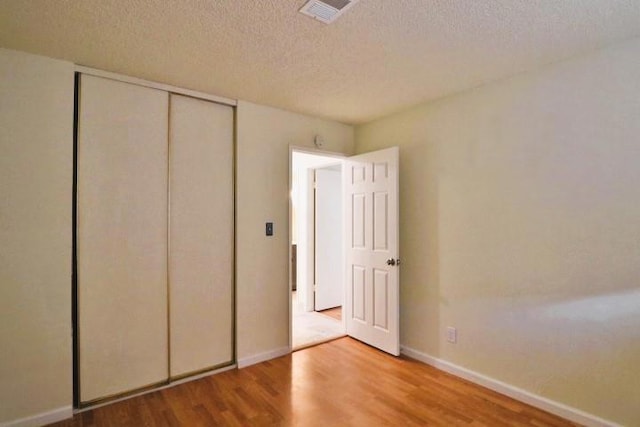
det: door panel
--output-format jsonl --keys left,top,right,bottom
{"left": 169, "top": 95, "right": 234, "bottom": 378}
{"left": 352, "top": 265, "right": 366, "bottom": 321}
{"left": 314, "top": 165, "right": 343, "bottom": 311}
{"left": 352, "top": 193, "right": 366, "bottom": 249}
{"left": 78, "top": 75, "right": 169, "bottom": 403}
{"left": 344, "top": 147, "right": 399, "bottom": 355}
{"left": 373, "top": 192, "right": 389, "bottom": 250}
{"left": 373, "top": 269, "right": 389, "bottom": 330}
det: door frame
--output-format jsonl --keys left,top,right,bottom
{"left": 288, "top": 146, "right": 347, "bottom": 351}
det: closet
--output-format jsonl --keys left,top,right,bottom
{"left": 76, "top": 74, "right": 234, "bottom": 405}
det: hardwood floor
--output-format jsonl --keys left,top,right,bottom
{"left": 51, "top": 338, "right": 579, "bottom": 426}
{"left": 317, "top": 305, "right": 341, "bottom": 321}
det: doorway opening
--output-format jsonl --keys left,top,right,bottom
{"left": 290, "top": 149, "right": 346, "bottom": 350}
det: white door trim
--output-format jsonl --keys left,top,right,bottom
{"left": 288, "top": 146, "right": 347, "bottom": 351}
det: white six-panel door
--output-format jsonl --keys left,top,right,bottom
{"left": 343, "top": 147, "right": 399, "bottom": 355}
{"left": 169, "top": 94, "right": 234, "bottom": 378}
{"left": 78, "top": 75, "right": 169, "bottom": 403}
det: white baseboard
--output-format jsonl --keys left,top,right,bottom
{"left": 237, "top": 346, "right": 290, "bottom": 368}
{"left": 400, "top": 345, "right": 620, "bottom": 427}
{"left": 1, "top": 405, "right": 73, "bottom": 427}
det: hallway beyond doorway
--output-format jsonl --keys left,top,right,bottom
{"left": 292, "top": 291, "right": 344, "bottom": 350}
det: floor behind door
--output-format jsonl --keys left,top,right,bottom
{"left": 292, "top": 291, "right": 344, "bottom": 350}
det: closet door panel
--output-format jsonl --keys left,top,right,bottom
{"left": 169, "top": 95, "right": 234, "bottom": 377}
{"left": 78, "top": 75, "right": 169, "bottom": 403}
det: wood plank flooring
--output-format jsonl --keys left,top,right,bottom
{"left": 317, "top": 305, "right": 341, "bottom": 321}
{"left": 51, "top": 338, "right": 580, "bottom": 426}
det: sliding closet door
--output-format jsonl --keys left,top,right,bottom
{"left": 169, "top": 94, "right": 234, "bottom": 378}
{"left": 77, "top": 75, "right": 169, "bottom": 403}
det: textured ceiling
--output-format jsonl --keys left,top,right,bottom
{"left": 1, "top": 0, "right": 640, "bottom": 124}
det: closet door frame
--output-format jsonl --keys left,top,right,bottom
{"left": 72, "top": 68, "right": 237, "bottom": 408}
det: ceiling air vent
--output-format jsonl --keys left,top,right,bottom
{"left": 299, "top": 0, "right": 360, "bottom": 24}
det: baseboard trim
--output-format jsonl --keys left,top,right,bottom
{"left": 237, "top": 346, "right": 290, "bottom": 369}
{"left": 400, "top": 345, "right": 620, "bottom": 427}
{"left": 1, "top": 405, "right": 73, "bottom": 427}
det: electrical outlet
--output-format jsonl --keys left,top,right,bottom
{"left": 447, "top": 326, "right": 457, "bottom": 344}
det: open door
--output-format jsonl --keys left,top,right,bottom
{"left": 343, "top": 147, "right": 399, "bottom": 355}
{"left": 314, "top": 164, "right": 343, "bottom": 311}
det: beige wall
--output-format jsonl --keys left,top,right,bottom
{"left": 0, "top": 49, "right": 74, "bottom": 423}
{"left": 236, "top": 101, "right": 354, "bottom": 360}
{"left": 355, "top": 37, "right": 640, "bottom": 426}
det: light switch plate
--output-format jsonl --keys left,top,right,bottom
{"left": 447, "top": 326, "right": 457, "bottom": 343}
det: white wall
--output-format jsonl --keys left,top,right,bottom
{"left": 0, "top": 49, "right": 74, "bottom": 424}
{"left": 294, "top": 166, "right": 313, "bottom": 312}
{"left": 236, "top": 101, "right": 354, "bottom": 362}
{"left": 355, "top": 37, "right": 640, "bottom": 426}
{"left": 314, "top": 165, "right": 343, "bottom": 311}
